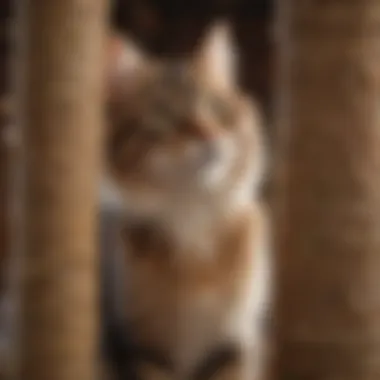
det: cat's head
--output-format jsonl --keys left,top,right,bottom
{"left": 106, "top": 22, "right": 264, "bottom": 212}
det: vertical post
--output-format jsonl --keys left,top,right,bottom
{"left": 15, "top": 1, "right": 108, "bottom": 379}
{"left": 274, "top": 1, "right": 380, "bottom": 379}
{"left": 0, "top": 99, "right": 9, "bottom": 294}
{"left": 0, "top": 1, "right": 12, "bottom": 296}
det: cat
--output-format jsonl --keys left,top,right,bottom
{"left": 103, "top": 21, "right": 271, "bottom": 380}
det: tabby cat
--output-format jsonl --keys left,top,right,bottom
{"left": 104, "top": 22, "right": 270, "bottom": 380}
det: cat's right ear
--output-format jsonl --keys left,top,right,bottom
{"left": 106, "top": 33, "right": 147, "bottom": 102}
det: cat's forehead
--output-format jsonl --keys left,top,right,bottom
{"left": 148, "top": 61, "right": 198, "bottom": 99}
{"left": 158, "top": 61, "right": 193, "bottom": 86}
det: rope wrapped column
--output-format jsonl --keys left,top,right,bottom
{"left": 14, "top": 1, "right": 108, "bottom": 379}
{"left": 274, "top": 1, "right": 380, "bottom": 379}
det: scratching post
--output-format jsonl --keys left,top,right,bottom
{"left": 274, "top": 1, "right": 380, "bottom": 379}
{"left": 15, "top": 1, "right": 108, "bottom": 379}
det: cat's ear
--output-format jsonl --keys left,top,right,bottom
{"left": 106, "top": 33, "right": 147, "bottom": 102}
{"left": 192, "top": 21, "right": 236, "bottom": 90}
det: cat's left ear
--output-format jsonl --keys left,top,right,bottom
{"left": 192, "top": 21, "right": 237, "bottom": 90}
{"left": 106, "top": 32, "right": 148, "bottom": 102}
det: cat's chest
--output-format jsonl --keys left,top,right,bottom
{"left": 122, "top": 209, "right": 260, "bottom": 372}
{"left": 126, "top": 278, "right": 245, "bottom": 377}
{"left": 127, "top": 256, "right": 253, "bottom": 375}
{"left": 173, "top": 287, "right": 235, "bottom": 373}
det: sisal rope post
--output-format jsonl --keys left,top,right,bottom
{"left": 274, "top": 1, "right": 380, "bottom": 379}
{"left": 0, "top": 98, "right": 10, "bottom": 295}
{"left": 14, "top": 1, "right": 108, "bottom": 379}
